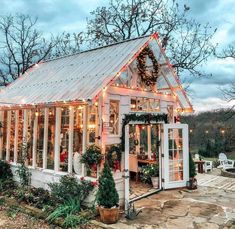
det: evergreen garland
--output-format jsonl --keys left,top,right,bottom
{"left": 137, "top": 46, "right": 160, "bottom": 86}
{"left": 120, "top": 113, "right": 168, "bottom": 150}
{"left": 189, "top": 152, "right": 196, "bottom": 178}
{"left": 97, "top": 162, "right": 119, "bottom": 208}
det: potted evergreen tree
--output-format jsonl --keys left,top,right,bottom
{"left": 188, "top": 152, "right": 197, "bottom": 189}
{"left": 97, "top": 162, "right": 119, "bottom": 224}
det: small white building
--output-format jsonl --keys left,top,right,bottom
{"left": 0, "top": 33, "right": 193, "bottom": 208}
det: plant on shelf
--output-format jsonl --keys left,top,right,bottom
{"left": 97, "top": 162, "right": 119, "bottom": 224}
{"left": 106, "top": 145, "right": 122, "bottom": 172}
{"left": 188, "top": 152, "right": 197, "bottom": 190}
{"left": 80, "top": 145, "right": 102, "bottom": 177}
{"left": 141, "top": 164, "right": 159, "bottom": 188}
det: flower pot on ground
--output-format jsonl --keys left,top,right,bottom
{"left": 141, "top": 164, "right": 159, "bottom": 188}
{"left": 97, "top": 162, "right": 119, "bottom": 224}
{"left": 188, "top": 152, "right": 197, "bottom": 190}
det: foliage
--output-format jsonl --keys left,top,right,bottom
{"left": 16, "top": 141, "right": 31, "bottom": 187}
{"left": 121, "top": 113, "right": 168, "bottom": 150}
{"left": 106, "top": 145, "right": 122, "bottom": 169}
{"left": 80, "top": 145, "right": 102, "bottom": 175}
{"left": 0, "top": 179, "right": 16, "bottom": 196}
{"left": 48, "top": 175, "right": 95, "bottom": 204}
{"left": 63, "top": 213, "right": 90, "bottom": 229}
{"left": 97, "top": 163, "right": 119, "bottom": 208}
{"left": 14, "top": 187, "right": 54, "bottom": 209}
{"left": 141, "top": 164, "right": 159, "bottom": 184}
{"left": 87, "top": 0, "right": 216, "bottom": 78}
{"left": 0, "top": 160, "right": 13, "bottom": 181}
{"left": 189, "top": 153, "right": 196, "bottom": 178}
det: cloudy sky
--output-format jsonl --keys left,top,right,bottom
{"left": 0, "top": 0, "right": 235, "bottom": 112}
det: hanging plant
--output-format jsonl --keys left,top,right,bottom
{"left": 106, "top": 145, "right": 122, "bottom": 171}
{"left": 80, "top": 145, "right": 102, "bottom": 175}
{"left": 120, "top": 113, "right": 168, "bottom": 150}
{"left": 137, "top": 46, "right": 160, "bottom": 86}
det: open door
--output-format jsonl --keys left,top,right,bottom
{"left": 163, "top": 124, "right": 189, "bottom": 189}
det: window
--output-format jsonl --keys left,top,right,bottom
{"left": 130, "top": 97, "right": 160, "bottom": 112}
{"left": 88, "top": 105, "right": 97, "bottom": 144}
{"left": 109, "top": 100, "right": 119, "bottom": 135}
{"left": 17, "top": 110, "right": 23, "bottom": 163}
{"left": 47, "top": 108, "right": 55, "bottom": 170}
{"left": 168, "top": 128, "right": 183, "bottom": 181}
{"left": 10, "top": 111, "right": 15, "bottom": 162}
{"left": 36, "top": 109, "right": 44, "bottom": 168}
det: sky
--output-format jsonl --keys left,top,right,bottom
{"left": 0, "top": 0, "right": 234, "bottom": 113}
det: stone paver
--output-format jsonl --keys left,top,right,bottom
{"left": 95, "top": 173, "right": 235, "bottom": 229}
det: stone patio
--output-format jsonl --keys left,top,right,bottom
{"left": 94, "top": 173, "right": 235, "bottom": 229}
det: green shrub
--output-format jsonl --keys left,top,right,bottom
{"left": 97, "top": 162, "right": 119, "bottom": 208}
{"left": 189, "top": 152, "right": 196, "bottom": 178}
{"left": 141, "top": 164, "right": 159, "bottom": 184}
{"left": 0, "top": 160, "right": 13, "bottom": 181}
{"left": 63, "top": 214, "right": 89, "bottom": 229}
{"left": 48, "top": 175, "right": 95, "bottom": 204}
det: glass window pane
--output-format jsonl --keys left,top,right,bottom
{"left": 109, "top": 100, "right": 119, "bottom": 135}
{"left": 36, "top": 109, "right": 44, "bottom": 168}
{"left": 47, "top": 108, "right": 55, "bottom": 170}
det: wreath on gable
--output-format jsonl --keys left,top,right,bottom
{"left": 106, "top": 145, "right": 122, "bottom": 171}
{"left": 137, "top": 46, "right": 160, "bottom": 86}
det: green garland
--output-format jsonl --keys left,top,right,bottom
{"left": 137, "top": 46, "right": 160, "bottom": 86}
{"left": 106, "top": 145, "right": 122, "bottom": 169}
{"left": 120, "top": 113, "right": 168, "bottom": 150}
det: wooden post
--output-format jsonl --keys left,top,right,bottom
{"left": 136, "top": 125, "right": 140, "bottom": 153}
{"left": 6, "top": 111, "right": 11, "bottom": 161}
{"left": 32, "top": 114, "right": 38, "bottom": 168}
{"left": 43, "top": 108, "right": 49, "bottom": 169}
{"left": 82, "top": 105, "right": 88, "bottom": 176}
{"left": 54, "top": 107, "right": 61, "bottom": 172}
{"left": 124, "top": 124, "right": 130, "bottom": 211}
{"left": 0, "top": 111, "right": 4, "bottom": 160}
{"left": 14, "top": 110, "right": 19, "bottom": 163}
{"left": 147, "top": 125, "right": 151, "bottom": 159}
{"left": 68, "top": 107, "right": 74, "bottom": 173}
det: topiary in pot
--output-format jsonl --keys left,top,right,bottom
{"left": 97, "top": 162, "right": 119, "bottom": 224}
{"left": 188, "top": 152, "right": 197, "bottom": 190}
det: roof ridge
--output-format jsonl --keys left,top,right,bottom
{"left": 44, "top": 34, "right": 152, "bottom": 63}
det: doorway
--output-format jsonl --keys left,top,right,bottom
{"left": 128, "top": 123, "right": 161, "bottom": 201}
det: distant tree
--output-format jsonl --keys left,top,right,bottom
{"left": 87, "top": 0, "right": 216, "bottom": 79}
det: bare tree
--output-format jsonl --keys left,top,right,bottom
{"left": 0, "top": 14, "right": 83, "bottom": 86}
{"left": 87, "top": 0, "right": 216, "bottom": 78}
{"left": 0, "top": 14, "right": 55, "bottom": 86}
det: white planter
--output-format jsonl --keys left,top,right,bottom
{"left": 151, "top": 177, "right": 159, "bottom": 189}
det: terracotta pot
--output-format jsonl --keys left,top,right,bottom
{"left": 99, "top": 206, "right": 119, "bottom": 224}
{"left": 188, "top": 177, "right": 197, "bottom": 190}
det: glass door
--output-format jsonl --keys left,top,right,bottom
{"left": 163, "top": 124, "right": 189, "bottom": 189}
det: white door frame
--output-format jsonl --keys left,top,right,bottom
{"left": 162, "top": 123, "right": 189, "bottom": 189}
{"left": 124, "top": 121, "right": 163, "bottom": 211}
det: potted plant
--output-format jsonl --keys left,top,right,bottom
{"left": 188, "top": 152, "right": 197, "bottom": 190}
{"left": 80, "top": 145, "right": 102, "bottom": 177}
{"left": 97, "top": 162, "right": 119, "bottom": 224}
{"left": 141, "top": 164, "right": 159, "bottom": 188}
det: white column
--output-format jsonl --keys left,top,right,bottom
{"left": 14, "top": 110, "right": 19, "bottom": 163}
{"left": 68, "top": 107, "right": 74, "bottom": 173}
{"left": 43, "top": 108, "right": 49, "bottom": 169}
{"left": 6, "top": 111, "right": 11, "bottom": 161}
{"left": 0, "top": 111, "right": 4, "bottom": 160}
{"left": 82, "top": 105, "right": 88, "bottom": 176}
{"left": 147, "top": 125, "right": 151, "bottom": 159}
{"left": 124, "top": 124, "right": 130, "bottom": 211}
{"left": 32, "top": 113, "right": 38, "bottom": 168}
{"left": 54, "top": 107, "right": 61, "bottom": 172}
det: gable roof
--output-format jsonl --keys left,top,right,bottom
{"left": 0, "top": 33, "right": 193, "bottom": 112}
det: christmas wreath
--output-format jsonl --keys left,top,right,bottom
{"left": 137, "top": 46, "right": 160, "bottom": 86}
{"left": 106, "top": 145, "right": 122, "bottom": 171}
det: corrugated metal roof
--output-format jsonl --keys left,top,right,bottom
{"left": 0, "top": 33, "right": 193, "bottom": 111}
{"left": 0, "top": 35, "right": 151, "bottom": 106}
